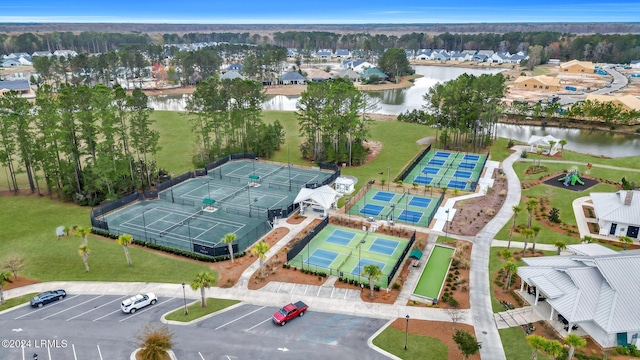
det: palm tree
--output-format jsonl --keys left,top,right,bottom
{"left": 78, "top": 244, "right": 91, "bottom": 272}
{"left": 361, "top": 264, "right": 383, "bottom": 297}
{"left": 521, "top": 228, "right": 534, "bottom": 256}
{"left": 565, "top": 333, "right": 587, "bottom": 360}
{"left": 548, "top": 140, "right": 556, "bottom": 155}
{"left": 619, "top": 236, "right": 633, "bottom": 250}
{"left": 526, "top": 335, "right": 548, "bottom": 360}
{"left": 555, "top": 240, "right": 566, "bottom": 255}
{"left": 531, "top": 226, "right": 541, "bottom": 254}
{"left": 221, "top": 233, "right": 237, "bottom": 264}
{"left": 137, "top": 323, "right": 174, "bottom": 360}
{"left": 526, "top": 199, "right": 538, "bottom": 228}
{"left": 117, "top": 234, "right": 133, "bottom": 266}
{"left": 558, "top": 139, "right": 567, "bottom": 156}
{"left": 74, "top": 226, "right": 92, "bottom": 245}
{"left": 543, "top": 339, "right": 564, "bottom": 360}
{"left": 502, "top": 260, "right": 517, "bottom": 293}
{"left": 508, "top": 205, "right": 522, "bottom": 249}
{"left": 0, "top": 271, "right": 12, "bottom": 305}
{"left": 190, "top": 272, "right": 215, "bottom": 308}
{"left": 252, "top": 241, "right": 270, "bottom": 278}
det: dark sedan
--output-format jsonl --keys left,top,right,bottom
{"left": 30, "top": 290, "right": 67, "bottom": 307}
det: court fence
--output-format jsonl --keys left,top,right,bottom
{"left": 286, "top": 216, "right": 330, "bottom": 263}
{"left": 398, "top": 144, "right": 432, "bottom": 182}
{"left": 386, "top": 230, "right": 416, "bottom": 287}
{"left": 470, "top": 150, "right": 491, "bottom": 192}
{"left": 90, "top": 191, "right": 141, "bottom": 231}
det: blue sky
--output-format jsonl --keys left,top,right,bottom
{"left": 1, "top": 1, "right": 640, "bottom": 23}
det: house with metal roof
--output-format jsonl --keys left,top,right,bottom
{"left": 337, "top": 69, "right": 360, "bottom": 81}
{"left": 226, "top": 63, "right": 243, "bottom": 72}
{"left": 220, "top": 71, "right": 244, "bottom": 81}
{"left": 1, "top": 59, "right": 20, "bottom": 68}
{"left": 360, "top": 68, "right": 389, "bottom": 81}
{"left": 630, "top": 60, "right": 640, "bottom": 69}
{"left": 335, "top": 49, "right": 351, "bottom": 59}
{"left": 0, "top": 79, "right": 33, "bottom": 96}
{"left": 53, "top": 50, "right": 78, "bottom": 58}
{"left": 32, "top": 51, "right": 52, "bottom": 57}
{"left": 315, "top": 49, "right": 333, "bottom": 59}
{"left": 279, "top": 71, "right": 306, "bottom": 85}
{"left": 415, "top": 49, "right": 432, "bottom": 60}
{"left": 590, "top": 190, "right": 640, "bottom": 239}
{"left": 518, "top": 243, "right": 640, "bottom": 348}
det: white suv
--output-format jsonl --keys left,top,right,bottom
{"left": 121, "top": 293, "right": 157, "bottom": 313}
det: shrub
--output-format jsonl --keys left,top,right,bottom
{"left": 454, "top": 270, "right": 460, "bottom": 275}
{"left": 520, "top": 150, "right": 528, "bottom": 158}
{"left": 447, "top": 296, "right": 459, "bottom": 307}
{"left": 507, "top": 139, "right": 515, "bottom": 148}
{"left": 392, "top": 282, "right": 401, "bottom": 290}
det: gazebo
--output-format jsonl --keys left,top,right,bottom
{"left": 527, "top": 135, "right": 561, "bottom": 156}
{"left": 293, "top": 185, "right": 342, "bottom": 217}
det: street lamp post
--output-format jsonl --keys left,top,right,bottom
{"left": 187, "top": 220, "right": 193, "bottom": 251}
{"left": 387, "top": 167, "right": 390, "bottom": 191}
{"left": 286, "top": 144, "right": 291, "bottom": 191}
{"left": 358, "top": 239, "right": 366, "bottom": 285}
{"left": 182, "top": 283, "right": 188, "bottom": 316}
{"left": 247, "top": 185, "right": 252, "bottom": 217}
{"left": 142, "top": 208, "right": 148, "bottom": 242}
{"left": 445, "top": 209, "right": 450, "bottom": 241}
{"left": 404, "top": 314, "right": 410, "bottom": 350}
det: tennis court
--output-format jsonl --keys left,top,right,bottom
{"left": 288, "top": 224, "right": 409, "bottom": 287}
{"left": 372, "top": 191, "right": 396, "bottom": 202}
{"left": 413, "top": 244, "right": 455, "bottom": 301}
{"left": 347, "top": 189, "right": 439, "bottom": 227}
{"left": 404, "top": 150, "right": 487, "bottom": 192}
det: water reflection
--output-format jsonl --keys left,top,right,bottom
{"left": 495, "top": 123, "right": 640, "bottom": 158}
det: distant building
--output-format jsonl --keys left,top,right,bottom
{"left": 586, "top": 94, "right": 640, "bottom": 112}
{"left": 0, "top": 79, "right": 33, "bottom": 96}
{"left": 278, "top": 71, "right": 306, "bottom": 85}
{"left": 513, "top": 75, "right": 561, "bottom": 92}
{"left": 560, "top": 59, "right": 595, "bottom": 73}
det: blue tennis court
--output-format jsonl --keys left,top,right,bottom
{"left": 413, "top": 175, "right": 433, "bottom": 185}
{"left": 428, "top": 159, "right": 445, "bottom": 166}
{"left": 435, "top": 151, "right": 451, "bottom": 158}
{"left": 398, "top": 210, "right": 423, "bottom": 223}
{"left": 372, "top": 191, "right": 395, "bottom": 202}
{"left": 359, "top": 203, "right": 384, "bottom": 216}
{"left": 350, "top": 258, "right": 387, "bottom": 275}
{"left": 448, "top": 180, "right": 467, "bottom": 190}
{"left": 409, "top": 197, "right": 432, "bottom": 208}
{"left": 421, "top": 167, "right": 440, "bottom": 175}
{"left": 326, "top": 229, "right": 356, "bottom": 245}
{"left": 368, "top": 238, "right": 400, "bottom": 256}
{"left": 458, "top": 162, "right": 476, "bottom": 170}
{"left": 305, "top": 249, "right": 339, "bottom": 268}
{"left": 453, "top": 170, "right": 472, "bottom": 179}
{"left": 464, "top": 154, "right": 480, "bottom": 161}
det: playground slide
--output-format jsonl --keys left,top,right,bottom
{"left": 572, "top": 176, "right": 585, "bottom": 186}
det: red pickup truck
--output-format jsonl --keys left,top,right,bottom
{"left": 272, "top": 301, "right": 308, "bottom": 326}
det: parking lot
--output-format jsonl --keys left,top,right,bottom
{"left": 0, "top": 295, "right": 389, "bottom": 359}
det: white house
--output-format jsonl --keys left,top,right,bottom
{"left": 590, "top": 190, "right": 640, "bottom": 239}
{"left": 334, "top": 177, "right": 355, "bottom": 194}
{"left": 53, "top": 50, "right": 78, "bottom": 58}
{"left": 630, "top": 60, "right": 640, "bottom": 69}
{"left": 518, "top": 243, "right": 640, "bottom": 348}
{"left": 353, "top": 61, "right": 375, "bottom": 73}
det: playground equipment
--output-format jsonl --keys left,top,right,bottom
{"left": 558, "top": 167, "right": 585, "bottom": 186}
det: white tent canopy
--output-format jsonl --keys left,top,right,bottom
{"left": 294, "top": 185, "right": 342, "bottom": 215}
{"left": 527, "top": 135, "right": 561, "bottom": 155}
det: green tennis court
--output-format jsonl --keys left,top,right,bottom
{"left": 413, "top": 244, "right": 455, "bottom": 301}
{"left": 288, "top": 224, "right": 409, "bottom": 287}
{"left": 404, "top": 150, "right": 487, "bottom": 192}
{"left": 347, "top": 189, "right": 439, "bottom": 227}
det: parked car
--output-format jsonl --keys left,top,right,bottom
{"left": 30, "top": 290, "right": 66, "bottom": 307}
{"left": 120, "top": 293, "right": 157, "bottom": 313}
{"left": 272, "top": 301, "right": 308, "bottom": 326}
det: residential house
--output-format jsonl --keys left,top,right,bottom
{"left": 0, "top": 79, "right": 33, "bottom": 96}
{"left": 336, "top": 69, "right": 360, "bottom": 81}
{"left": 7, "top": 52, "right": 31, "bottom": 60}
{"left": 459, "top": 50, "right": 477, "bottom": 61}
{"left": 404, "top": 49, "right": 415, "bottom": 60}
{"left": 477, "top": 50, "right": 495, "bottom": 58}
{"left": 341, "top": 59, "right": 363, "bottom": 70}
{"left": 473, "top": 54, "right": 489, "bottom": 62}
{"left": 352, "top": 61, "right": 375, "bottom": 73}
{"left": 585, "top": 94, "right": 640, "bottom": 112}
{"left": 1, "top": 59, "right": 20, "bottom": 67}
{"left": 512, "top": 75, "right": 561, "bottom": 92}
{"left": 305, "top": 69, "right": 332, "bottom": 82}
{"left": 506, "top": 53, "right": 527, "bottom": 64}
{"left": 53, "top": 50, "right": 78, "bottom": 58}
{"left": 415, "top": 49, "right": 432, "bottom": 60}
{"left": 560, "top": 59, "right": 595, "bottom": 73}
{"left": 17, "top": 57, "right": 32, "bottom": 66}
{"left": 220, "top": 71, "right": 244, "bottom": 80}
{"left": 32, "top": 51, "right": 52, "bottom": 57}
{"left": 518, "top": 243, "right": 640, "bottom": 348}
{"left": 590, "top": 190, "right": 640, "bottom": 239}
{"left": 335, "top": 49, "right": 351, "bottom": 59}
{"left": 360, "top": 68, "right": 389, "bottom": 82}
{"left": 279, "top": 71, "right": 306, "bottom": 85}
{"left": 226, "top": 63, "right": 243, "bottom": 72}
{"left": 432, "top": 52, "right": 450, "bottom": 62}
{"left": 286, "top": 48, "right": 298, "bottom": 58}
{"left": 490, "top": 51, "right": 511, "bottom": 63}
{"left": 315, "top": 49, "right": 333, "bottom": 59}
{"left": 630, "top": 60, "right": 640, "bottom": 69}
{"left": 548, "top": 59, "right": 561, "bottom": 65}
{"left": 449, "top": 51, "right": 466, "bottom": 61}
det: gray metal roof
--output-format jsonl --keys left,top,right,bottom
{"left": 518, "top": 244, "right": 640, "bottom": 334}
{"left": 220, "top": 71, "right": 244, "bottom": 80}
{"left": 0, "top": 79, "right": 31, "bottom": 91}
{"left": 591, "top": 190, "right": 640, "bottom": 225}
{"left": 279, "top": 72, "right": 305, "bottom": 81}
{"left": 568, "top": 243, "right": 617, "bottom": 256}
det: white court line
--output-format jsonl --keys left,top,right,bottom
{"left": 67, "top": 295, "right": 128, "bottom": 321}
{"left": 47, "top": 346, "right": 51, "bottom": 359}
{"left": 92, "top": 309, "right": 121, "bottom": 322}
{"left": 97, "top": 345, "right": 103, "bottom": 360}
{"left": 72, "top": 344, "right": 77, "bottom": 360}
{"left": 14, "top": 295, "right": 78, "bottom": 319}
{"left": 198, "top": 352, "right": 206, "bottom": 360}
{"left": 21, "top": 346, "right": 24, "bottom": 360}
{"left": 41, "top": 295, "right": 105, "bottom": 320}
{"left": 215, "top": 306, "right": 266, "bottom": 330}
{"left": 245, "top": 317, "right": 272, "bottom": 331}
{"left": 119, "top": 298, "right": 177, "bottom": 323}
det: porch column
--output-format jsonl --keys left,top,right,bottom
{"left": 549, "top": 307, "right": 555, "bottom": 321}
{"left": 534, "top": 288, "right": 539, "bottom": 306}
{"left": 520, "top": 280, "right": 525, "bottom": 292}
{"left": 568, "top": 322, "right": 573, "bottom": 334}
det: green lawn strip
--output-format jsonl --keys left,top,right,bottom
{"left": 489, "top": 137, "right": 518, "bottom": 162}
{"left": 151, "top": 110, "right": 196, "bottom": 174}
{"left": 372, "top": 326, "right": 448, "bottom": 360}
{"left": 164, "top": 298, "right": 240, "bottom": 322}
{"left": 0, "top": 196, "right": 214, "bottom": 283}
{"left": 414, "top": 245, "right": 453, "bottom": 298}
{"left": 0, "top": 293, "right": 38, "bottom": 312}
{"left": 500, "top": 327, "right": 551, "bottom": 360}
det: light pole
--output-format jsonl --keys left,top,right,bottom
{"left": 182, "top": 283, "right": 188, "bottom": 316}
{"left": 142, "top": 208, "right": 148, "bottom": 242}
{"left": 252, "top": 156, "right": 258, "bottom": 177}
{"left": 387, "top": 167, "right": 390, "bottom": 191}
{"left": 358, "top": 239, "right": 365, "bottom": 285}
{"left": 404, "top": 314, "right": 410, "bottom": 350}
{"left": 187, "top": 220, "right": 193, "bottom": 251}
{"left": 445, "top": 209, "right": 450, "bottom": 241}
{"left": 286, "top": 144, "right": 291, "bottom": 191}
{"left": 247, "top": 185, "right": 252, "bottom": 217}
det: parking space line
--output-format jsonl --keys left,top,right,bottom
{"left": 198, "top": 352, "right": 205, "bottom": 360}
{"left": 92, "top": 309, "right": 121, "bottom": 322}
{"left": 41, "top": 295, "right": 105, "bottom": 320}
{"left": 21, "top": 346, "right": 24, "bottom": 360}
{"left": 66, "top": 295, "right": 128, "bottom": 321}
{"left": 47, "top": 345, "right": 52, "bottom": 360}
{"left": 14, "top": 295, "right": 79, "bottom": 319}
{"left": 303, "top": 285, "right": 309, "bottom": 295}
{"left": 118, "top": 298, "right": 177, "bottom": 323}
{"left": 97, "top": 345, "right": 103, "bottom": 360}
{"left": 72, "top": 344, "right": 77, "bottom": 360}
{"left": 317, "top": 287, "right": 322, "bottom": 296}
{"left": 245, "top": 317, "right": 272, "bottom": 331}
{"left": 215, "top": 306, "right": 266, "bottom": 330}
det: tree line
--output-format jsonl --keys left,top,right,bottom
{"left": 0, "top": 86, "right": 160, "bottom": 205}
{"left": 3, "top": 30, "right": 640, "bottom": 64}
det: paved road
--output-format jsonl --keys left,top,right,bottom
{"left": 0, "top": 295, "right": 388, "bottom": 360}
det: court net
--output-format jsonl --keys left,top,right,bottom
{"left": 159, "top": 209, "right": 204, "bottom": 237}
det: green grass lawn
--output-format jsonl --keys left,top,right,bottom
{"left": 514, "top": 160, "right": 640, "bottom": 184}
{"left": 164, "top": 298, "right": 240, "bottom": 322}
{"left": 500, "top": 327, "right": 550, "bottom": 360}
{"left": 372, "top": 326, "right": 449, "bottom": 360}
{"left": 0, "top": 293, "right": 38, "bottom": 311}
{"left": 0, "top": 196, "right": 215, "bottom": 284}
{"left": 414, "top": 245, "right": 454, "bottom": 298}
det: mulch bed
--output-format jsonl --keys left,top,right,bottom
{"left": 543, "top": 173, "right": 600, "bottom": 192}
